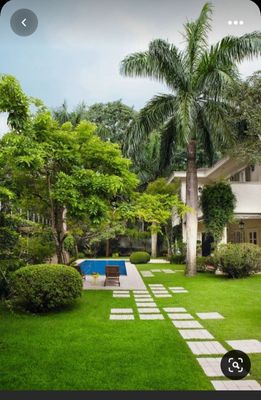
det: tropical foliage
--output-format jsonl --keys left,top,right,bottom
{"left": 121, "top": 2, "right": 261, "bottom": 275}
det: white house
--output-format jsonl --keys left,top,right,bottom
{"left": 170, "top": 157, "right": 261, "bottom": 255}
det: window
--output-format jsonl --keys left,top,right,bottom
{"left": 233, "top": 231, "right": 244, "bottom": 243}
{"left": 249, "top": 231, "right": 258, "bottom": 245}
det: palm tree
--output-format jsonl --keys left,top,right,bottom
{"left": 120, "top": 2, "right": 261, "bottom": 276}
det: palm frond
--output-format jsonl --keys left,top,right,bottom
{"left": 120, "top": 40, "right": 187, "bottom": 91}
{"left": 159, "top": 118, "right": 178, "bottom": 174}
{"left": 214, "top": 31, "right": 261, "bottom": 64}
{"left": 183, "top": 2, "right": 213, "bottom": 74}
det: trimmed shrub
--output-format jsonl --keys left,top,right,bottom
{"left": 170, "top": 254, "right": 185, "bottom": 264}
{"left": 11, "top": 264, "right": 82, "bottom": 312}
{"left": 213, "top": 243, "right": 261, "bottom": 278}
{"left": 196, "top": 256, "right": 216, "bottom": 272}
{"left": 130, "top": 251, "right": 150, "bottom": 264}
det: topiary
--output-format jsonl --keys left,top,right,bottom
{"left": 169, "top": 254, "right": 185, "bottom": 264}
{"left": 130, "top": 251, "right": 150, "bottom": 264}
{"left": 10, "top": 264, "right": 82, "bottom": 312}
{"left": 213, "top": 243, "right": 261, "bottom": 278}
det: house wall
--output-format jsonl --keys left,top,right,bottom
{"left": 228, "top": 219, "right": 261, "bottom": 246}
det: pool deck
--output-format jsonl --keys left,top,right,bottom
{"left": 81, "top": 262, "right": 147, "bottom": 290}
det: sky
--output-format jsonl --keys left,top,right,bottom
{"left": 0, "top": 0, "right": 260, "bottom": 135}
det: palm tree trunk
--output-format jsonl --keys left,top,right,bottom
{"left": 185, "top": 140, "right": 198, "bottom": 276}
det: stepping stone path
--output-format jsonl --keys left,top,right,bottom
{"left": 226, "top": 339, "right": 261, "bottom": 353}
{"left": 186, "top": 341, "right": 227, "bottom": 355}
{"left": 140, "top": 314, "right": 164, "bottom": 320}
{"left": 162, "top": 269, "right": 175, "bottom": 273}
{"left": 113, "top": 290, "right": 130, "bottom": 298}
{"left": 172, "top": 320, "right": 204, "bottom": 329}
{"left": 110, "top": 282, "right": 260, "bottom": 391}
{"left": 211, "top": 380, "right": 261, "bottom": 391}
{"left": 196, "top": 312, "right": 224, "bottom": 320}
{"left": 163, "top": 307, "right": 187, "bottom": 313}
{"left": 111, "top": 308, "right": 133, "bottom": 314}
{"left": 178, "top": 329, "right": 214, "bottom": 340}
{"left": 140, "top": 271, "right": 154, "bottom": 277}
{"left": 110, "top": 314, "right": 134, "bottom": 320}
{"left": 136, "top": 302, "right": 157, "bottom": 307}
{"left": 196, "top": 358, "right": 223, "bottom": 377}
{"left": 168, "top": 313, "right": 194, "bottom": 320}
{"left": 138, "top": 308, "right": 160, "bottom": 313}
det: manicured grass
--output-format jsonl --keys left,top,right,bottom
{"left": 0, "top": 263, "right": 260, "bottom": 390}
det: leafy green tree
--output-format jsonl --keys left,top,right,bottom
{"left": 129, "top": 183, "right": 187, "bottom": 257}
{"left": 85, "top": 100, "right": 137, "bottom": 145}
{"left": 121, "top": 2, "right": 261, "bottom": 275}
{"left": 53, "top": 100, "right": 87, "bottom": 127}
{"left": 0, "top": 75, "right": 29, "bottom": 132}
{"left": 0, "top": 114, "right": 138, "bottom": 264}
{"left": 228, "top": 71, "right": 261, "bottom": 164}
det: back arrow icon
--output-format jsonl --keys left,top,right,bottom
{"left": 21, "top": 18, "right": 27, "bottom": 27}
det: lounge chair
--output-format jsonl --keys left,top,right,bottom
{"left": 104, "top": 266, "right": 120, "bottom": 286}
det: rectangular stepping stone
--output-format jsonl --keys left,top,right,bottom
{"left": 136, "top": 302, "right": 157, "bottom": 307}
{"left": 186, "top": 341, "right": 227, "bottom": 355}
{"left": 111, "top": 308, "right": 133, "bottom": 314}
{"left": 151, "top": 291, "right": 169, "bottom": 294}
{"left": 197, "top": 358, "right": 223, "bottom": 377}
{"left": 164, "top": 307, "right": 187, "bottom": 312}
{"left": 134, "top": 298, "right": 154, "bottom": 302}
{"left": 139, "top": 314, "right": 164, "bottom": 320}
{"left": 113, "top": 294, "right": 130, "bottom": 298}
{"left": 151, "top": 269, "right": 161, "bottom": 272}
{"left": 169, "top": 287, "right": 185, "bottom": 290}
{"left": 178, "top": 329, "right": 214, "bottom": 340}
{"left": 110, "top": 315, "right": 134, "bottom": 320}
{"left": 168, "top": 313, "right": 194, "bottom": 320}
{"left": 226, "top": 340, "right": 261, "bottom": 353}
{"left": 138, "top": 308, "right": 160, "bottom": 313}
{"left": 197, "top": 312, "right": 224, "bottom": 320}
{"left": 133, "top": 290, "right": 149, "bottom": 294}
{"left": 171, "top": 290, "right": 188, "bottom": 293}
{"left": 172, "top": 320, "right": 203, "bottom": 329}
{"left": 162, "top": 269, "right": 175, "bottom": 273}
{"left": 141, "top": 271, "right": 154, "bottom": 277}
{"left": 113, "top": 291, "right": 129, "bottom": 294}
{"left": 154, "top": 294, "right": 172, "bottom": 298}
{"left": 134, "top": 294, "right": 152, "bottom": 298}
{"left": 149, "top": 284, "right": 164, "bottom": 287}
{"left": 211, "top": 380, "right": 261, "bottom": 391}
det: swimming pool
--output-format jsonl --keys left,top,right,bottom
{"left": 79, "top": 259, "right": 127, "bottom": 275}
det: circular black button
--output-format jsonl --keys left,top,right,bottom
{"left": 221, "top": 350, "right": 251, "bottom": 380}
{"left": 10, "top": 9, "right": 38, "bottom": 37}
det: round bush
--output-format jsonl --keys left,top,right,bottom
{"left": 11, "top": 264, "right": 83, "bottom": 312}
{"left": 213, "top": 243, "right": 261, "bottom": 278}
{"left": 130, "top": 251, "right": 150, "bottom": 264}
{"left": 170, "top": 254, "right": 185, "bottom": 264}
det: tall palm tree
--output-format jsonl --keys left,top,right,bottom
{"left": 120, "top": 2, "right": 261, "bottom": 276}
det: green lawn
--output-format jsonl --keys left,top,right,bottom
{"left": 0, "top": 263, "right": 260, "bottom": 390}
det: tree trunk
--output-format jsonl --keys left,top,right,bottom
{"left": 151, "top": 222, "right": 157, "bottom": 258}
{"left": 185, "top": 140, "right": 198, "bottom": 276}
{"left": 106, "top": 239, "right": 110, "bottom": 257}
{"left": 53, "top": 205, "right": 69, "bottom": 265}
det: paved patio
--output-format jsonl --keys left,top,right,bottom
{"left": 82, "top": 262, "right": 146, "bottom": 290}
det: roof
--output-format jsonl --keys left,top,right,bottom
{"left": 169, "top": 157, "right": 247, "bottom": 184}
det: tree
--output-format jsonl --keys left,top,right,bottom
{"left": 0, "top": 75, "right": 29, "bottom": 132}
{"left": 201, "top": 182, "right": 236, "bottom": 243}
{"left": 85, "top": 100, "right": 137, "bottom": 146}
{"left": 0, "top": 114, "right": 138, "bottom": 264}
{"left": 227, "top": 71, "right": 261, "bottom": 164}
{"left": 146, "top": 178, "right": 180, "bottom": 257}
{"left": 53, "top": 101, "right": 87, "bottom": 127}
{"left": 120, "top": 2, "right": 261, "bottom": 275}
{"left": 129, "top": 185, "right": 187, "bottom": 258}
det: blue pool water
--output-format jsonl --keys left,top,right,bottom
{"left": 79, "top": 259, "right": 127, "bottom": 275}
